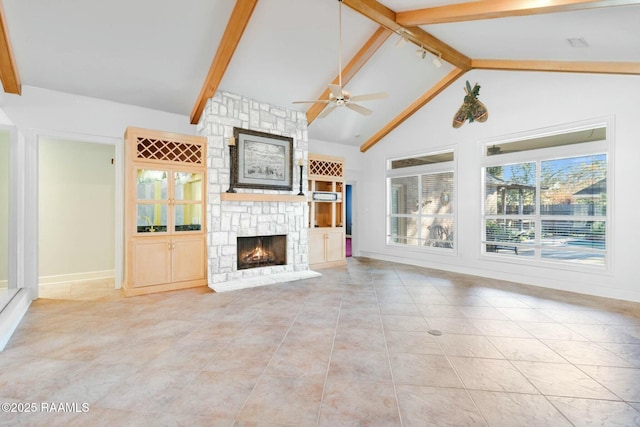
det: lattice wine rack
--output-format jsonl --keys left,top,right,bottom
{"left": 136, "top": 137, "right": 204, "bottom": 165}
{"left": 309, "top": 158, "right": 343, "bottom": 178}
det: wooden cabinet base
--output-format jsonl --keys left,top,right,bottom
{"left": 122, "top": 279, "right": 208, "bottom": 297}
{"left": 310, "top": 259, "right": 347, "bottom": 269}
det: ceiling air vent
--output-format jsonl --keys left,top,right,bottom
{"left": 567, "top": 37, "right": 589, "bottom": 48}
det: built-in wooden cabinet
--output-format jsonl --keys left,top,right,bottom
{"left": 307, "top": 154, "right": 346, "bottom": 268}
{"left": 123, "top": 127, "right": 207, "bottom": 296}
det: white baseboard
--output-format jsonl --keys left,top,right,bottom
{"left": 0, "top": 289, "right": 31, "bottom": 351}
{"left": 38, "top": 269, "right": 115, "bottom": 286}
{"left": 358, "top": 251, "right": 640, "bottom": 303}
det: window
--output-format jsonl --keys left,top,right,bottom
{"left": 387, "top": 150, "right": 455, "bottom": 250}
{"left": 482, "top": 121, "right": 609, "bottom": 268}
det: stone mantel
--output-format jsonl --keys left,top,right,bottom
{"left": 220, "top": 193, "right": 306, "bottom": 203}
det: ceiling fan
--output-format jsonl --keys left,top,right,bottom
{"left": 293, "top": 0, "right": 388, "bottom": 118}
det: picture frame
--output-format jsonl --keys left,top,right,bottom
{"left": 232, "top": 127, "right": 293, "bottom": 191}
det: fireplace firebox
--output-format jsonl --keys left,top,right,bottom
{"left": 237, "top": 235, "right": 287, "bottom": 270}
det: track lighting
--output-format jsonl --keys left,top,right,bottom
{"left": 432, "top": 54, "right": 442, "bottom": 68}
{"left": 415, "top": 45, "right": 443, "bottom": 68}
{"left": 395, "top": 28, "right": 411, "bottom": 48}
{"left": 395, "top": 36, "right": 407, "bottom": 48}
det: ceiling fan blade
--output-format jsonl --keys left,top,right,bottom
{"left": 292, "top": 100, "right": 330, "bottom": 104}
{"left": 328, "top": 84, "right": 343, "bottom": 99}
{"left": 346, "top": 103, "right": 373, "bottom": 116}
{"left": 350, "top": 92, "right": 388, "bottom": 102}
{"left": 318, "top": 104, "right": 337, "bottom": 118}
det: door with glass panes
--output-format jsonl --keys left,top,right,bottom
{"left": 130, "top": 167, "right": 205, "bottom": 288}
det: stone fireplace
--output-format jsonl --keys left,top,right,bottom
{"left": 237, "top": 235, "right": 286, "bottom": 270}
{"left": 197, "top": 91, "right": 320, "bottom": 292}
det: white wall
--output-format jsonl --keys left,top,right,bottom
{"left": 308, "top": 138, "right": 363, "bottom": 182}
{"left": 0, "top": 131, "right": 8, "bottom": 285}
{"left": 0, "top": 85, "right": 195, "bottom": 138}
{"left": 0, "top": 85, "right": 197, "bottom": 295}
{"left": 357, "top": 70, "right": 640, "bottom": 301}
{"left": 38, "top": 138, "right": 116, "bottom": 282}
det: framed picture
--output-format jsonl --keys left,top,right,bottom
{"left": 233, "top": 127, "right": 293, "bottom": 191}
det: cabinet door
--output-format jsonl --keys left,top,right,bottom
{"left": 172, "top": 236, "right": 206, "bottom": 283}
{"left": 132, "top": 239, "right": 171, "bottom": 287}
{"left": 173, "top": 171, "right": 204, "bottom": 233}
{"left": 308, "top": 231, "right": 327, "bottom": 265}
{"left": 325, "top": 229, "right": 345, "bottom": 263}
{"left": 135, "top": 168, "right": 169, "bottom": 234}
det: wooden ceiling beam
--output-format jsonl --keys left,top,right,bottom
{"left": 190, "top": 0, "right": 258, "bottom": 125}
{"left": 359, "top": 67, "right": 466, "bottom": 153}
{"left": 397, "top": 0, "right": 640, "bottom": 26}
{"left": 353, "top": 0, "right": 639, "bottom": 153}
{"left": 343, "top": 0, "right": 471, "bottom": 70}
{"left": 472, "top": 59, "right": 640, "bottom": 75}
{"left": 306, "top": 26, "right": 392, "bottom": 125}
{"left": 0, "top": 1, "right": 21, "bottom": 94}
{"left": 342, "top": 0, "right": 398, "bottom": 30}
{"left": 404, "top": 26, "right": 472, "bottom": 71}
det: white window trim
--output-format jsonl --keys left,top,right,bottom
{"left": 479, "top": 117, "right": 614, "bottom": 275}
{"left": 386, "top": 146, "right": 457, "bottom": 255}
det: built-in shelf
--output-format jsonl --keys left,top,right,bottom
{"left": 307, "top": 154, "right": 346, "bottom": 268}
{"left": 123, "top": 127, "right": 208, "bottom": 297}
{"left": 220, "top": 193, "right": 306, "bottom": 203}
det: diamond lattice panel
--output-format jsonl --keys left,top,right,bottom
{"left": 136, "top": 138, "right": 203, "bottom": 165}
{"left": 309, "top": 159, "right": 343, "bottom": 178}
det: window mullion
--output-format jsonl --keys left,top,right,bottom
{"left": 535, "top": 159, "right": 541, "bottom": 259}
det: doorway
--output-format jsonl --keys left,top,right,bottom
{"left": 38, "top": 137, "right": 117, "bottom": 299}
{"left": 346, "top": 184, "right": 352, "bottom": 257}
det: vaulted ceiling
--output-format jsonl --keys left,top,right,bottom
{"left": 1, "top": 0, "right": 639, "bottom": 152}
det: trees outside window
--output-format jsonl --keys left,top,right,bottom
{"left": 482, "top": 123, "right": 609, "bottom": 268}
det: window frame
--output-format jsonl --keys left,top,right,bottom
{"left": 386, "top": 147, "right": 457, "bottom": 254}
{"left": 479, "top": 117, "right": 614, "bottom": 273}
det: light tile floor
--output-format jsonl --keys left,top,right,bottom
{"left": 2, "top": 257, "right": 640, "bottom": 426}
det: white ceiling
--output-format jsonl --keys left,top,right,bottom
{"left": 2, "top": 0, "right": 639, "bottom": 147}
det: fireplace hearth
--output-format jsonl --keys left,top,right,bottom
{"left": 237, "top": 235, "right": 286, "bottom": 270}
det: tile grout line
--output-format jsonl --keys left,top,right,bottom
{"left": 411, "top": 273, "right": 492, "bottom": 427}
{"left": 230, "top": 288, "right": 311, "bottom": 426}
{"left": 313, "top": 281, "right": 347, "bottom": 427}
{"left": 376, "top": 267, "right": 406, "bottom": 427}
